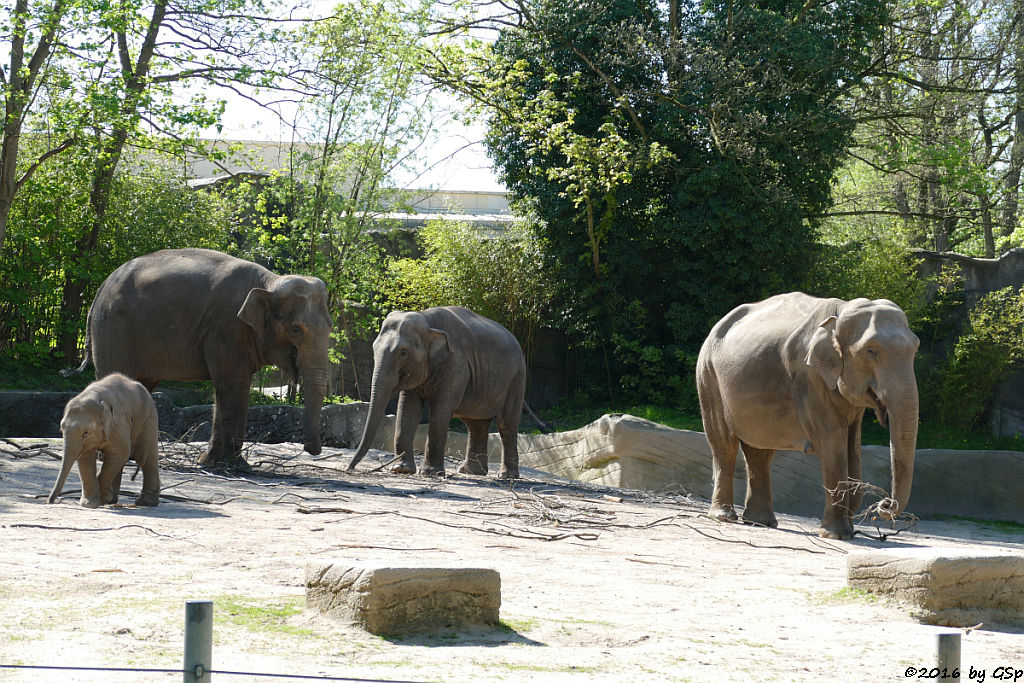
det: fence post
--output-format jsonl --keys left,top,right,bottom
{"left": 183, "top": 600, "right": 213, "bottom": 683}
{"left": 937, "top": 631, "right": 961, "bottom": 674}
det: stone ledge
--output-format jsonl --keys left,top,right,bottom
{"left": 847, "top": 548, "right": 1024, "bottom": 627}
{"left": 305, "top": 562, "right": 501, "bottom": 634}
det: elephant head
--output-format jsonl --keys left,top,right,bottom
{"left": 806, "top": 298, "right": 920, "bottom": 518}
{"left": 348, "top": 311, "right": 451, "bottom": 470}
{"left": 49, "top": 396, "right": 112, "bottom": 507}
{"left": 239, "top": 275, "right": 332, "bottom": 456}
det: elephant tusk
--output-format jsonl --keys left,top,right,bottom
{"left": 868, "top": 386, "right": 888, "bottom": 428}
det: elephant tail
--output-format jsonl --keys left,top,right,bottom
{"left": 523, "top": 401, "right": 554, "bottom": 434}
{"left": 60, "top": 308, "right": 94, "bottom": 378}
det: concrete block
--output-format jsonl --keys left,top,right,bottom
{"left": 847, "top": 548, "right": 1024, "bottom": 626}
{"left": 305, "top": 562, "right": 501, "bottom": 634}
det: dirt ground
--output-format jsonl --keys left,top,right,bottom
{"left": 2, "top": 439, "right": 1024, "bottom": 683}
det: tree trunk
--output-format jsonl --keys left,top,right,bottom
{"left": 57, "top": 2, "right": 167, "bottom": 359}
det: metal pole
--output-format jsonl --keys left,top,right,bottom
{"left": 937, "top": 631, "right": 961, "bottom": 674}
{"left": 183, "top": 600, "right": 213, "bottom": 683}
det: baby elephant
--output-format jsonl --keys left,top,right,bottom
{"left": 48, "top": 373, "right": 160, "bottom": 508}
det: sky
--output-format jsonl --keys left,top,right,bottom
{"left": 212, "top": 88, "right": 506, "bottom": 194}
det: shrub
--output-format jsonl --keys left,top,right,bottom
{"left": 382, "top": 218, "right": 553, "bottom": 353}
{"left": 925, "top": 287, "right": 1024, "bottom": 430}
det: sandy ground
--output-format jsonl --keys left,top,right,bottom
{"left": 2, "top": 438, "right": 1024, "bottom": 683}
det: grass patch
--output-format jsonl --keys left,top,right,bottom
{"left": 215, "top": 595, "right": 315, "bottom": 638}
{"left": 817, "top": 586, "right": 881, "bottom": 605}
{"left": 499, "top": 617, "right": 540, "bottom": 633}
{"left": 924, "top": 514, "right": 1024, "bottom": 534}
{"left": 0, "top": 356, "right": 94, "bottom": 391}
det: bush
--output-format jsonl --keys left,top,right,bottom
{"left": 925, "top": 287, "right": 1024, "bottom": 430}
{"left": 381, "top": 218, "right": 553, "bottom": 353}
{"left": 805, "top": 238, "right": 928, "bottom": 323}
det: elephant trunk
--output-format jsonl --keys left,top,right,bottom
{"left": 882, "top": 378, "right": 919, "bottom": 519}
{"left": 301, "top": 362, "right": 329, "bottom": 456}
{"left": 48, "top": 448, "right": 78, "bottom": 504}
{"left": 348, "top": 358, "right": 395, "bottom": 470}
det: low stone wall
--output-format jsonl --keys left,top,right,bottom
{"left": 509, "top": 414, "right": 1024, "bottom": 525}
{"left": 0, "top": 390, "right": 369, "bottom": 449}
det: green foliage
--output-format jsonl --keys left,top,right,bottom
{"left": 461, "top": 0, "right": 886, "bottom": 405}
{"left": 925, "top": 287, "right": 1024, "bottom": 431}
{"left": 805, "top": 238, "right": 928, "bottom": 322}
{"left": 382, "top": 218, "right": 554, "bottom": 351}
{"left": 0, "top": 148, "right": 230, "bottom": 360}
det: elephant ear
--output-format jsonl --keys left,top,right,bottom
{"left": 805, "top": 315, "right": 842, "bottom": 389}
{"left": 238, "top": 288, "right": 272, "bottom": 346}
{"left": 427, "top": 327, "right": 453, "bottom": 364}
{"left": 100, "top": 400, "right": 114, "bottom": 441}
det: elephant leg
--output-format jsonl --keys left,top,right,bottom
{"left": 739, "top": 443, "right": 777, "bottom": 528}
{"left": 817, "top": 449, "right": 856, "bottom": 540}
{"left": 97, "top": 455, "right": 125, "bottom": 505}
{"left": 705, "top": 426, "right": 739, "bottom": 523}
{"left": 457, "top": 419, "right": 491, "bottom": 475}
{"left": 847, "top": 413, "right": 864, "bottom": 518}
{"left": 391, "top": 391, "right": 422, "bottom": 475}
{"left": 200, "top": 376, "right": 251, "bottom": 471}
{"left": 494, "top": 385, "right": 523, "bottom": 479}
{"left": 98, "top": 435, "right": 131, "bottom": 505}
{"left": 420, "top": 397, "right": 455, "bottom": 477}
{"left": 77, "top": 453, "right": 102, "bottom": 508}
{"left": 133, "top": 429, "right": 161, "bottom": 507}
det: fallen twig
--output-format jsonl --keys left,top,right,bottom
{"left": 9, "top": 523, "right": 177, "bottom": 539}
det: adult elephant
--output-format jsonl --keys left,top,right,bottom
{"left": 347, "top": 306, "right": 524, "bottom": 478}
{"left": 696, "top": 293, "right": 920, "bottom": 540}
{"left": 65, "top": 248, "right": 332, "bottom": 470}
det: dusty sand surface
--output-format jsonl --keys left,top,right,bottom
{"left": 2, "top": 439, "right": 1024, "bottom": 682}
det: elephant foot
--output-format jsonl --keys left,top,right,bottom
{"left": 496, "top": 467, "right": 520, "bottom": 480}
{"left": 458, "top": 460, "right": 488, "bottom": 476}
{"left": 709, "top": 505, "right": 739, "bottom": 523}
{"left": 135, "top": 491, "right": 160, "bottom": 507}
{"left": 417, "top": 464, "right": 446, "bottom": 477}
{"left": 818, "top": 517, "right": 856, "bottom": 540}
{"left": 79, "top": 496, "right": 101, "bottom": 509}
{"left": 389, "top": 456, "right": 418, "bottom": 475}
{"left": 740, "top": 508, "right": 778, "bottom": 529}
{"left": 199, "top": 453, "right": 252, "bottom": 474}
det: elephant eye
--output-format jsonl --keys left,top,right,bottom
{"left": 290, "top": 324, "right": 303, "bottom": 336}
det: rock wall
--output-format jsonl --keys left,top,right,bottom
{"left": 917, "top": 249, "right": 1024, "bottom": 438}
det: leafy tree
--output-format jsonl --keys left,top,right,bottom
{"left": 431, "top": 0, "right": 886, "bottom": 403}
{"left": 383, "top": 217, "right": 553, "bottom": 353}
{"left": 0, "top": 147, "right": 230, "bottom": 360}
{"left": 831, "top": 0, "right": 1024, "bottom": 257}
{"left": 225, "top": 0, "right": 438, "bottom": 363}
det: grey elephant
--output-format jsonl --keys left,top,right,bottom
{"left": 348, "top": 306, "right": 525, "bottom": 478}
{"left": 696, "top": 293, "right": 920, "bottom": 540}
{"left": 64, "top": 248, "right": 332, "bottom": 470}
{"left": 49, "top": 373, "right": 160, "bottom": 508}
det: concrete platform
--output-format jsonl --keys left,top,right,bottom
{"left": 847, "top": 548, "right": 1024, "bottom": 626}
{"left": 305, "top": 561, "right": 501, "bottom": 634}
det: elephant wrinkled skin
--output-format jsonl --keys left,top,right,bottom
{"left": 696, "top": 293, "right": 920, "bottom": 540}
{"left": 348, "top": 306, "right": 526, "bottom": 478}
{"left": 66, "top": 248, "right": 332, "bottom": 470}
{"left": 49, "top": 373, "right": 160, "bottom": 508}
